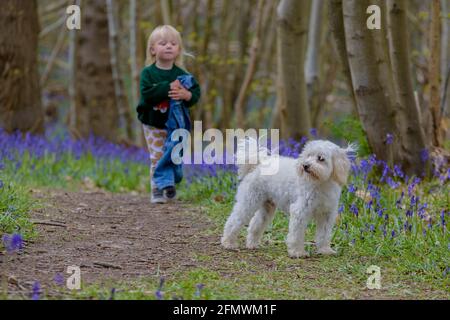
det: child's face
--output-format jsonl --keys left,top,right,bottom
{"left": 151, "top": 37, "right": 180, "bottom": 63}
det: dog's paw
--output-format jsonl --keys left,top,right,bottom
{"left": 317, "top": 246, "right": 337, "bottom": 255}
{"left": 221, "top": 237, "right": 239, "bottom": 250}
{"left": 245, "top": 239, "right": 260, "bottom": 250}
{"left": 288, "top": 248, "right": 309, "bottom": 258}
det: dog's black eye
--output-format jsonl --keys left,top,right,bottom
{"left": 318, "top": 155, "right": 325, "bottom": 162}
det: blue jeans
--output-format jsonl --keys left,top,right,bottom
{"left": 153, "top": 75, "right": 193, "bottom": 190}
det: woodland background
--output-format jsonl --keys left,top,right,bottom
{"left": 0, "top": 0, "right": 449, "bottom": 174}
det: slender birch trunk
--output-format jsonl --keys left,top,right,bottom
{"left": 328, "top": 0, "right": 357, "bottom": 114}
{"left": 305, "top": 0, "right": 324, "bottom": 121}
{"left": 429, "top": 0, "right": 444, "bottom": 146}
{"left": 106, "top": 0, "right": 134, "bottom": 142}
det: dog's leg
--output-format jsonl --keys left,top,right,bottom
{"left": 246, "top": 200, "right": 276, "bottom": 249}
{"left": 221, "top": 199, "right": 261, "bottom": 249}
{"left": 315, "top": 210, "right": 338, "bottom": 255}
{"left": 286, "top": 204, "right": 312, "bottom": 258}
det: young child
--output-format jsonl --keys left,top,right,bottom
{"left": 137, "top": 25, "right": 201, "bottom": 203}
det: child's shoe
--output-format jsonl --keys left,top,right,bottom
{"left": 151, "top": 188, "right": 167, "bottom": 204}
{"left": 163, "top": 186, "right": 176, "bottom": 200}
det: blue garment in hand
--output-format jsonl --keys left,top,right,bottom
{"left": 153, "top": 75, "right": 193, "bottom": 190}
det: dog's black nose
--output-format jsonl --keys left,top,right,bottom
{"left": 303, "top": 164, "right": 310, "bottom": 171}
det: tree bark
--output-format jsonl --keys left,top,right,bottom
{"left": 328, "top": 0, "right": 357, "bottom": 114}
{"left": 73, "top": 0, "right": 119, "bottom": 142}
{"left": 106, "top": 0, "right": 134, "bottom": 142}
{"left": 305, "top": 0, "right": 324, "bottom": 122}
{"left": 429, "top": 0, "right": 444, "bottom": 146}
{"left": 442, "top": 0, "right": 450, "bottom": 123}
{"left": 343, "top": 0, "right": 398, "bottom": 163}
{"left": 0, "top": 0, "right": 44, "bottom": 134}
{"left": 386, "top": 0, "right": 430, "bottom": 174}
{"left": 277, "top": 0, "right": 311, "bottom": 140}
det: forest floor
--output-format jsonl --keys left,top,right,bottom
{"left": 1, "top": 188, "right": 448, "bottom": 300}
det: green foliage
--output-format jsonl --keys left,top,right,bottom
{"left": 324, "top": 116, "right": 371, "bottom": 156}
{"left": 0, "top": 176, "right": 37, "bottom": 242}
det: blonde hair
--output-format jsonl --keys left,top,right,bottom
{"left": 146, "top": 25, "right": 187, "bottom": 67}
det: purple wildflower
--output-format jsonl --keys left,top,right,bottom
{"left": 0, "top": 179, "right": 3, "bottom": 189}
{"left": 386, "top": 177, "right": 399, "bottom": 189}
{"left": 31, "top": 281, "right": 41, "bottom": 300}
{"left": 338, "top": 205, "right": 344, "bottom": 214}
{"left": 54, "top": 273, "right": 64, "bottom": 287}
{"left": 195, "top": 283, "right": 205, "bottom": 297}
{"left": 2, "top": 233, "right": 24, "bottom": 254}
{"left": 391, "top": 230, "right": 396, "bottom": 238}
{"left": 310, "top": 128, "right": 318, "bottom": 138}
{"left": 420, "top": 149, "right": 429, "bottom": 163}
{"left": 393, "top": 165, "right": 404, "bottom": 179}
{"left": 350, "top": 204, "right": 359, "bottom": 217}
{"left": 396, "top": 192, "right": 404, "bottom": 209}
{"left": 386, "top": 133, "right": 393, "bottom": 145}
{"left": 348, "top": 183, "right": 357, "bottom": 193}
{"left": 369, "top": 224, "right": 375, "bottom": 232}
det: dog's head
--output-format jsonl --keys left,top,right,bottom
{"left": 297, "top": 140, "right": 355, "bottom": 186}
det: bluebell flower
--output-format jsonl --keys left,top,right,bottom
{"left": 0, "top": 179, "right": 3, "bottom": 189}
{"left": 391, "top": 230, "right": 396, "bottom": 238}
{"left": 338, "top": 205, "right": 344, "bottom": 214}
{"left": 349, "top": 204, "right": 359, "bottom": 217}
{"left": 420, "top": 148, "right": 429, "bottom": 163}
{"left": 31, "top": 281, "right": 41, "bottom": 300}
{"left": 109, "top": 288, "right": 116, "bottom": 300}
{"left": 405, "top": 210, "right": 413, "bottom": 218}
{"left": 386, "top": 177, "right": 399, "bottom": 189}
{"left": 369, "top": 224, "right": 375, "bottom": 232}
{"left": 309, "top": 128, "right": 318, "bottom": 138}
{"left": 195, "top": 283, "right": 205, "bottom": 297}
{"left": 54, "top": 273, "right": 64, "bottom": 286}
{"left": 396, "top": 192, "right": 404, "bottom": 209}
{"left": 155, "top": 290, "right": 163, "bottom": 300}
{"left": 393, "top": 165, "right": 404, "bottom": 179}
{"left": 347, "top": 184, "right": 357, "bottom": 194}
{"left": 2, "top": 233, "right": 24, "bottom": 254}
{"left": 386, "top": 133, "right": 393, "bottom": 145}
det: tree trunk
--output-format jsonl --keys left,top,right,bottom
{"left": 328, "top": 0, "right": 357, "bottom": 115}
{"left": 0, "top": 0, "right": 44, "bottom": 134}
{"left": 429, "top": 0, "right": 444, "bottom": 146}
{"left": 442, "top": 0, "right": 450, "bottom": 123}
{"left": 305, "top": 0, "right": 324, "bottom": 122}
{"left": 73, "top": 0, "right": 119, "bottom": 142}
{"left": 387, "top": 0, "right": 430, "bottom": 174}
{"left": 343, "top": 0, "right": 398, "bottom": 163}
{"left": 277, "top": 0, "right": 311, "bottom": 140}
{"left": 106, "top": 0, "right": 134, "bottom": 142}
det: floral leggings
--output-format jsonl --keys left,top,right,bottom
{"left": 143, "top": 124, "right": 167, "bottom": 190}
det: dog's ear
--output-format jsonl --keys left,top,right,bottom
{"left": 332, "top": 148, "right": 351, "bottom": 186}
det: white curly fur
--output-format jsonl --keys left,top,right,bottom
{"left": 221, "top": 139, "right": 355, "bottom": 258}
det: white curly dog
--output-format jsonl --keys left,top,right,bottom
{"left": 221, "top": 139, "right": 354, "bottom": 258}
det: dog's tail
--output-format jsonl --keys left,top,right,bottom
{"left": 235, "top": 136, "right": 273, "bottom": 180}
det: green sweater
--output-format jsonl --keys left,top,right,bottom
{"left": 136, "top": 63, "right": 201, "bottom": 128}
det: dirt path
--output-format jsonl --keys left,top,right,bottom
{"left": 0, "top": 189, "right": 220, "bottom": 298}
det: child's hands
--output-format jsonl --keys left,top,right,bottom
{"left": 170, "top": 80, "right": 182, "bottom": 90}
{"left": 169, "top": 84, "right": 192, "bottom": 101}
